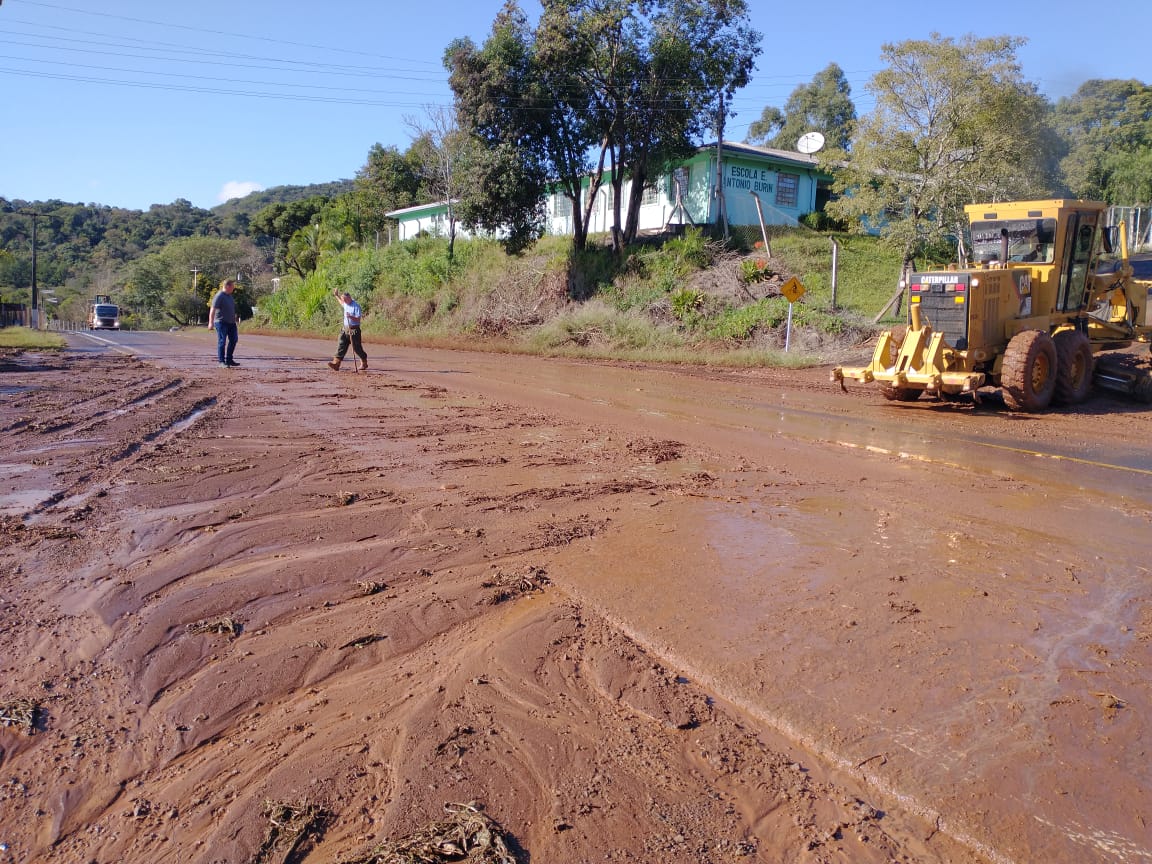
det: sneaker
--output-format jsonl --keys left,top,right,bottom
{"left": 219, "top": 362, "right": 228, "bottom": 368}
{"left": 327, "top": 360, "right": 340, "bottom": 371}
{"left": 226, "top": 360, "right": 241, "bottom": 367}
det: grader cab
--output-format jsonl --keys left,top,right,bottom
{"left": 832, "top": 200, "right": 1152, "bottom": 411}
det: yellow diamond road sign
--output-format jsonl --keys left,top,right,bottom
{"left": 780, "top": 276, "right": 806, "bottom": 303}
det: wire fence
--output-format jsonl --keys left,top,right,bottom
{"left": 1107, "top": 205, "right": 1152, "bottom": 251}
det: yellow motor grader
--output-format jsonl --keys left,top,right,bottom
{"left": 832, "top": 199, "right": 1152, "bottom": 411}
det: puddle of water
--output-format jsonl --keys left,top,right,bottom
{"left": 726, "top": 395, "right": 1152, "bottom": 506}
{"left": 22, "top": 437, "right": 106, "bottom": 456}
{"left": 166, "top": 405, "right": 211, "bottom": 436}
{"left": 21, "top": 404, "right": 214, "bottom": 524}
{"left": 0, "top": 488, "right": 57, "bottom": 515}
{"left": 560, "top": 495, "right": 817, "bottom": 664}
{"left": 0, "top": 464, "right": 36, "bottom": 478}
{"left": 702, "top": 501, "right": 801, "bottom": 593}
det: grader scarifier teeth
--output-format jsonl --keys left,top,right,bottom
{"left": 834, "top": 319, "right": 982, "bottom": 399}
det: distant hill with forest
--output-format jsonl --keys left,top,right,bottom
{"left": 0, "top": 179, "right": 353, "bottom": 295}
{"left": 210, "top": 180, "right": 356, "bottom": 220}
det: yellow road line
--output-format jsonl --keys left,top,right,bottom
{"left": 840, "top": 437, "right": 1152, "bottom": 477}
{"left": 971, "top": 440, "right": 1152, "bottom": 476}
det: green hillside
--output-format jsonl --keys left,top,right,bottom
{"left": 254, "top": 228, "right": 903, "bottom": 366}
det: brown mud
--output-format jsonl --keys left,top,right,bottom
{"left": 1, "top": 339, "right": 1150, "bottom": 864}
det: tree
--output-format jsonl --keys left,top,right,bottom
{"left": 1052, "top": 78, "right": 1152, "bottom": 203}
{"left": 121, "top": 256, "right": 170, "bottom": 318}
{"left": 746, "top": 106, "right": 784, "bottom": 148}
{"left": 122, "top": 236, "right": 262, "bottom": 326}
{"left": 745, "top": 63, "right": 856, "bottom": 151}
{"left": 350, "top": 143, "right": 422, "bottom": 245}
{"left": 575, "top": 0, "right": 761, "bottom": 250}
{"left": 404, "top": 106, "right": 474, "bottom": 260}
{"left": 1104, "top": 148, "right": 1152, "bottom": 205}
{"left": 249, "top": 196, "right": 331, "bottom": 272}
{"left": 448, "top": 0, "right": 761, "bottom": 254}
{"left": 285, "top": 223, "right": 325, "bottom": 278}
{"left": 458, "top": 141, "right": 548, "bottom": 255}
{"left": 446, "top": 3, "right": 557, "bottom": 252}
{"left": 827, "top": 34, "right": 1055, "bottom": 272}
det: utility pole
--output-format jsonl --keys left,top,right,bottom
{"left": 30, "top": 214, "right": 38, "bottom": 329}
{"left": 17, "top": 209, "right": 46, "bottom": 329}
{"left": 715, "top": 95, "right": 728, "bottom": 240}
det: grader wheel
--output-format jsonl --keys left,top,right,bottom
{"left": 1053, "top": 330, "right": 1094, "bottom": 404}
{"left": 1001, "top": 330, "right": 1057, "bottom": 412}
{"left": 1135, "top": 374, "right": 1152, "bottom": 404}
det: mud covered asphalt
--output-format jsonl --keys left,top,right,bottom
{"left": 0, "top": 332, "right": 1149, "bottom": 864}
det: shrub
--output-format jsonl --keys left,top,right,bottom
{"left": 705, "top": 297, "right": 849, "bottom": 343}
{"left": 658, "top": 227, "right": 713, "bottom": 269}
{"left": 629, "top": 227, "right": 716, "bottom": 296}
{"left": 599, "top": 277, "right": 666, "bottom": 313}
{"left": 799, "top": 211, "right": 847, "bottom": 232}
{"left": 669, "top": 288, "right": 706, "bottom": 321}
{"left": 739, "top": 258, "right": 774, "bottom": 283}
{"left": 527, "top": 300, "right": 678, "bottom": 352}
{"left": 707, "top": 299, "right": 785, "bottom": 342}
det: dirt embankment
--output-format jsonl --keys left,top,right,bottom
{"left": 0, "top": 350, "right": 987, "bottom": 864}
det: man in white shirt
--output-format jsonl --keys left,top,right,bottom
{"left": 327, "top": 289, "right": 368, "bottom": 372}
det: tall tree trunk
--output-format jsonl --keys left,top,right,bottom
{"left": 446, "top": 201, "right": 456, "bottom": 262}
{"left": 575, "top": 145, "right": 608, "bottom": 253}
{"left": 609, "top": 143, "right": 625, "bottom": 256}
{"left": 570, "top": 194, "right": 587, "bottom": 253}
{"left": 622, "top": 164, "right": 647, "bottom": 245}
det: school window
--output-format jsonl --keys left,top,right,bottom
{"left": 554, "top": 193, "right": 572, "bottom": 218}
{"left": 776, "top": 173, "right": 799, "bottom": 208}
{"left": 641, "top": 183, "right": 659, "bottom": 206}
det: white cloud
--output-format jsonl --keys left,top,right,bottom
{"left": 218, "top": 181, "right": 264, "bottom": 203}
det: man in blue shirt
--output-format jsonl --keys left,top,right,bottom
{"left": 207, "top": 279, "right": 240, "bottom": 368}
{"left": 327, "top": 289, "right": 368, "bottom": 372}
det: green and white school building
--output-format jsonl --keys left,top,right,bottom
{"left": 386, "top": 142, "right": 832, "bottom": 241}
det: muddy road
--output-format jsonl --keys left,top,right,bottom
{"left": 1, "top": 330, "right": 1149, "bottom": 864}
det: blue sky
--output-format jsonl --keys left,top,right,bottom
{"left": 1, "top": 0, "right": 1147, "bottom": 212}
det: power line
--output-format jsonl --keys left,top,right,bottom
{"left": 0, "top": 66, "right": 447, "bottom": 107}
{"left": 1, "top": 16, "right": 882, "bottom": 100}
{"left": 0, "top": 26, "right": 447, "bottom": 78}
{"left": 14, "top": 0, "right": 443, "bottom": 66}
{"left": 0, "top": 54, "right": 451, "bottom": 99}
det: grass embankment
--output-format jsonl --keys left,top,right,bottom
{"left": 253, "top": 227, "right": 904, "bottom": 367}
{"left": 0, "top": 327, "right": 67, "bottom": 350}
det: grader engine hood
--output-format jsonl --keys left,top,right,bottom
{"left": 909, "top": 272, "right": 972, "bottom": 350}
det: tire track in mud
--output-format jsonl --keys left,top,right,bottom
{"left": 23, "top": 393, "right": 219, "bottom": 521}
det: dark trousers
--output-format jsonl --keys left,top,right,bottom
{"left": 215, "top": 321, "right": 238, "bottom": 363}
{"left": 335, "top": 326, "right": 367, "bottom": 362}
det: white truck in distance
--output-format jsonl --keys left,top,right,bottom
{"left": 90, "top": 294, "right": 120, "bottom": 330}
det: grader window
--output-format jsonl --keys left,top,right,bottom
{"left": 1059, "top": 219, "right": 1097, "bottom": 312}
{"left": 970, "top": 218, "right": 1056, "bottom": 264}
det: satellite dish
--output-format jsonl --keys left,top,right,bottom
{"left": 796, "top": 131, "right": 826, "bottom": 154}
